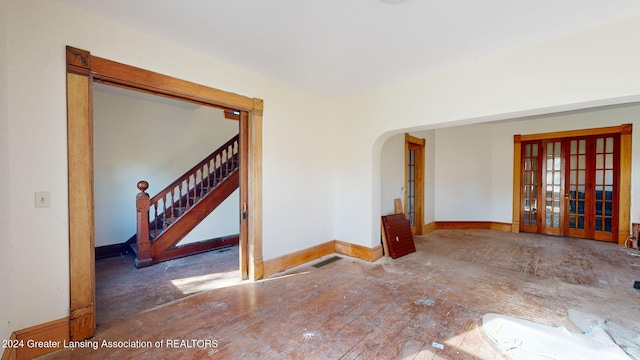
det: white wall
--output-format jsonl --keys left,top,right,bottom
{"left": 93, "top": 89, "right": 239, "bottom": 247}
{"left": 425, "top": 130, "right": 436, "bottom": 225}
{"left": 5, "top": 0, "right": 337, "bottom": 332}
{"left": 433, "top": 125, "right": 493, "bottom": 221}
{"left": 260, "top": 83, "right": 337, "bottom": 260}
{"left": 0, "top": 0, "right": 12, "bottom": 343}
{"left": 178, "top": 190, "right": 239, "bottom": 245}
{"left": 336, "top": 14, "right": 640, "bottom": 248}
{"left": 380, "top": 135, "right": 404, "bottom": 215}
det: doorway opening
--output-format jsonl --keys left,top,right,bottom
{"left": 66, "top": 46, "right": 263, "bottom": 340}
{"left": 92, "top": 83, "right": 243, "bottom": 324}
{"left": 513, "top": 124, "right": 631, "bottom": 244}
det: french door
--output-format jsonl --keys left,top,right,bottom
{"left": 520, "top": 134, "right": 619, "bottom": 242}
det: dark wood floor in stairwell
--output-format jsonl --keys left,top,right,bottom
{"left": 94, "top": 245, "right": 242, "bottom": 325}
{"left": 39, "top": 230, "right": 640, "bottom": 359}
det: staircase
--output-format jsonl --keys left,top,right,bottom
{"left": 133, "top": 134, "right": 240, "bottom": 268}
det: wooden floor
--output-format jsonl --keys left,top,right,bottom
{"left": 94, "top": 245, "right": 241, "bottom": 325}
{"left": 39, "top": 230, "right": 640, "bottom": 359}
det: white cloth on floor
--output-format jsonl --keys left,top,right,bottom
{"left": 569, "top": 308, "right": 640, "bottom": 360}
{"left": 483, "top": 313, "right": 631, "bottom": 360}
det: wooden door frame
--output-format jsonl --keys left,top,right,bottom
{"left": 66, "top": 46, "right": 263, "bottom": 340}
{"left": 512, "top": 124, "right": 632, "bottom": 245}
{"left": 405, "top": 134, "right": 425, "bottom": 235}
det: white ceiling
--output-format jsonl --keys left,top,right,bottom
{"left": 62, "top": 0, "right": 640, "bottom": 100}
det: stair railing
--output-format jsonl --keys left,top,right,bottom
{"left": 135, "top": 134, "right": 239, "bottom": 267}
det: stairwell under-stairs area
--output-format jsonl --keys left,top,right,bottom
{"left": 131, "top": 134, "right": 240, "bottom": 268}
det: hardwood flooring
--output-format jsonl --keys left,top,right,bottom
{"left": 39, "top": 230, "right": 640, "bottom": 359}
{"left": 94, "top": 245, "right": 241, "bottom": 325}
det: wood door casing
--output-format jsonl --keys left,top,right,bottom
{"left": 518, "top": 129, "right": 623, "bottom": 242}
{"left": 66, "top": 46, "right": 264, "bottom": 341}
{"left": 405, "top": 134, "right": 425, "bottom": 235}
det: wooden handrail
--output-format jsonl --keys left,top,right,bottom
{"left": 149, "top": 134, "right": 239, "bottom": 204}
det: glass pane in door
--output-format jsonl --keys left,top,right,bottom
{"left": 544, "top": 141, "right": 562, "bottom": 233}
{"left": 521, "top": 142, "right": 539, "bottom": 229}
{"left": 594, "top": 136, "right": 615, "bottom": 235}
{"left": 567, "top": 139, "right": 587, "bottom": 235}
{"left": 407, "top": 148, "right": 415, "bottom": 227}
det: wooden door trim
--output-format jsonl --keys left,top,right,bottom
{"left": 90, "top": 56, "right": 254, "bottom": 111}
{"left": 513, "top": 124, "right": 631, "bottom": 245}
{"left": 512, "top": 135, "right": 522, "bottom": 233}
{"left": 66, "top": 46, "right": 264, "bottom": 340}
{"left": 619, "top": 128, "right": 632, "bottom": 244}
{"left": 66, "top": 49, "right": 95, "bottom": 340}
{"left": 405, "top": 134, "right": 425, "bottom": 235}
{"left": 520, "top": 124, "right": 631, "bottom": 141}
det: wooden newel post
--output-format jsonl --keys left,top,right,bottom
{"left": 135, "top": 180, "right": 152, "bottom": 268}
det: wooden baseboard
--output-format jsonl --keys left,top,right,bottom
{"left": 423, "top": 222, "right": 437, "bottom": 234}
{"left": 152, "top": 234, "right": 240, "bottom": 264}
{"left": 6, "top": 317, "right": 70, "bottom": 360}
{"left": 94, "top": 234, "right": 241, "bottom": 262}
{"left": 263, "top": 239, "right": 384, "bottom": 277}
{"left": 414, "top": 221, "right": 513, "bottom": 235}
{"left": 434, "top": 221, "right": 512, "bottom": 232}
{"left": 263, "top": 241, "right": 335, "bottom": 277}
{"left": 490, "top": 222, "right": 513, "bottom": 232}
{"left": 436, "top": 221, "right": 493, "bottom": 230}
{"left": 335, "top": 240, "right": 383, "bottom": 262}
